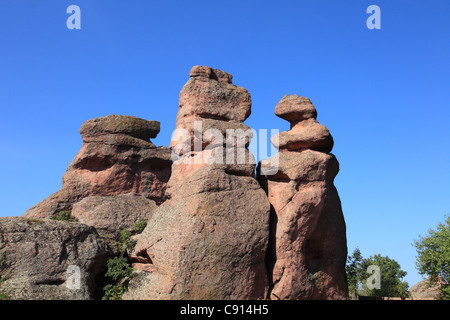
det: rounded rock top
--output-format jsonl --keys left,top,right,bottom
{"left": 275, "top": 94, "right": 317, "bottom": 123}
{"left": 80, "top": 115, "right": 160, "bottom": 140}
{"left": 189, "top": 65, "right": 233, "bottom": 83}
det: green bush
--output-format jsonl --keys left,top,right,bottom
{"left": 0, "top": 252, "right": 12, "bottom": 300}
{"left": 134, "top": 218, "right": 147, "bottom": 234}
{"left": 105, "top": 255, "right": 134, "bottom": 283}
{"left": 51, "top": 210, "right": 77, "bottom": 222}
{"left": 101, "top": 254, "right": 134, "bottom": 300}
{"left": 118, "top": 228, "right": 134, "bottom": 254}
{"left": 102, "top": 283, "right": 127, "bottom": 301}
{"left": 101, "top": 228, "right": 136, "bottom": 300}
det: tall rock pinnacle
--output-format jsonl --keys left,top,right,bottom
{"left": 258, "top": 94, "right": 348, "bottom": 300}
{"left": 124, "top": 66, "right": 271, "bottom": 300}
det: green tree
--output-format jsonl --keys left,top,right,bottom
{"left": 346, "top": 248, "right": 364, "bottom": 298}
{"left": 413, "top": 215, "right": 450, "bottom": 300}
{"left": 359, "top": 254, "right": 409, "bottom": 298}
{"left": 346, "top": 249, "right": 409, "bottom": 298}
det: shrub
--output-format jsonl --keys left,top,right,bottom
{"left": 134, "top": 218, "right": 147, "bottom": 234}
{"left": 101, "top": 228, "right": 136, "bottom": 300}
{"left": 105, "top": 255, "right": 134, "bottom": 283}
{"left": 0, "top": 252, "right": 12, "bottom": 300}
{"left": 51, "top": 210, "right": 77, "bottom": 222}
{"left": 118, "top": 228, "right": 134, "bottom": 254}
{"left": 102, "top": 283, "right": 127, "bottom": 301}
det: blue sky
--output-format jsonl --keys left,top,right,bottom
{"left": 0, "top": 0, "right": 449, "bottom": 288}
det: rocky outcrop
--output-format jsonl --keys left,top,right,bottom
{"left": 71, "top": 193, "right": 157, "bottom": 240}
{"left": 408, "top": 277, "right": 444, "bottom": 300}
{"left": 258, "top": 94, "right": 348, "bottom": 300}
{"left": 23, "top": 115, "right": 172, "bottom": 221}
{"left": 6, "top": 67, "right": 348, "bottom": 301}
{"left": 0, "top": 217, "right": 107, "bottom": 300}
{"left": 124, "top": 66, "right": 271, "bottom": 300}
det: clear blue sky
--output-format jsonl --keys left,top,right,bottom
{"left": 0, "top": 0, "right": 449, "bottom": 288}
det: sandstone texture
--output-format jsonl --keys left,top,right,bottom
{"left": 0, "top": 217, "right": 107, "bottom": 300}
{"left": 5, "top": 67, "right": 349, "bottom": 301}
{"left": 124, "top": 66, "right": 271, "bottom": 300}
{"left": 258, "top": 94, "right": 348, "bottom": 300}
{"left": 408, "top": 277, "right": 443, "bottom": 300}
{"left": 71, "top": 193, "right": 157, "bottom": 240}
{"left": 23, "top": 115, "right": 172, "bottom": 220}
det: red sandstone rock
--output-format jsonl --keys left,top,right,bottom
{"left": 408, "top": 277, "right": 444, "bottom": 300}
{"left": 274, "top": 94, "right": 317, "bottom": 123}
{"left": 124, "top": 66, "right": 271, "bottom": 300}
{"left": 15, "top": 68, "right": 348, "bottom": 301}
{"left": 258, "top": 95, "right": 348, "bottom": 300}
{"left": 71, "top": 193, "right": 157, "bottom": 240}
{"left": 23, "top": 115, "right": 172, "bottom": 219}
{"left": 271, "top": 95, "right": 334, "bottom": 153}
{"left": 178, "top": 66, "right": 252, "bottom": 122}
{"left": 0, "top": 217, "right": 107, "bottom": 300}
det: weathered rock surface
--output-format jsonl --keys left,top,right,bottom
{"left": 7, "top": 68, "right": 348, "bottom": 301}
{"left": 23, "top": 115, "right": 172, "bottom": 219}
{"left": 71, "top": 193, "right": 157, "bottom": 240}
{"left": 258, "top": 94, "right": 348, "bottom": 300}
{"left": 178, "top": 65, "right": 252, "bottom": 122}
{"left": 0, "top": 217, "right": 107, "bottom": 300}
{"left": 408, "top": 277, "right": 444, "bottom": 300}
{"left": 124, "top": 66, "right": 271, "bottom": 300}
{"left": 271, "top": 95, "right": 333, "bottom": 153}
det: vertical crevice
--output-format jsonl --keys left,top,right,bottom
{"left": 257, "top": 162, "right": 277, "bottom": 300}
{"left": 264, "top": 204, "right": 278, "bottom": 300}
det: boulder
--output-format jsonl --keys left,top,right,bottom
{"left": 178, "top": 66, "right": 252, "bottom": 122}
{"left": 408, "top": 277, "right": 444, "bottom": 300}
{"left": 274, "top": 94, "right": 317, "bottom": 123}
{"left": 0, "top": 217, "right": 107, "bottom": 300}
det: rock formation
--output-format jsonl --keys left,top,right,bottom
{"left": 0, "top": 217, "right": 107, "bottom": 300}
{"left": 408, "top": 277, "right": 444, "bottom": 300}
{"left": 71, "top": 193, "right": 157, "bottom": 240}
{"left": 23, "top": 115, "right": 172, "bottom": 232}
{"left": 124, "top": 66, "right": 271, "bottom": 300}
{"left": 4, "top": 67, "right": 348, "bottom": 301}
{"left": 258, "top": 94, "right": 348, "bottom": 300}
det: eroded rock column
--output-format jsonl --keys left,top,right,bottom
{"left": 124, "top": 66, "right": 271, "bottom": 300}
{"left": 258, "top": 94, "right": 348, "bottom": 300}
